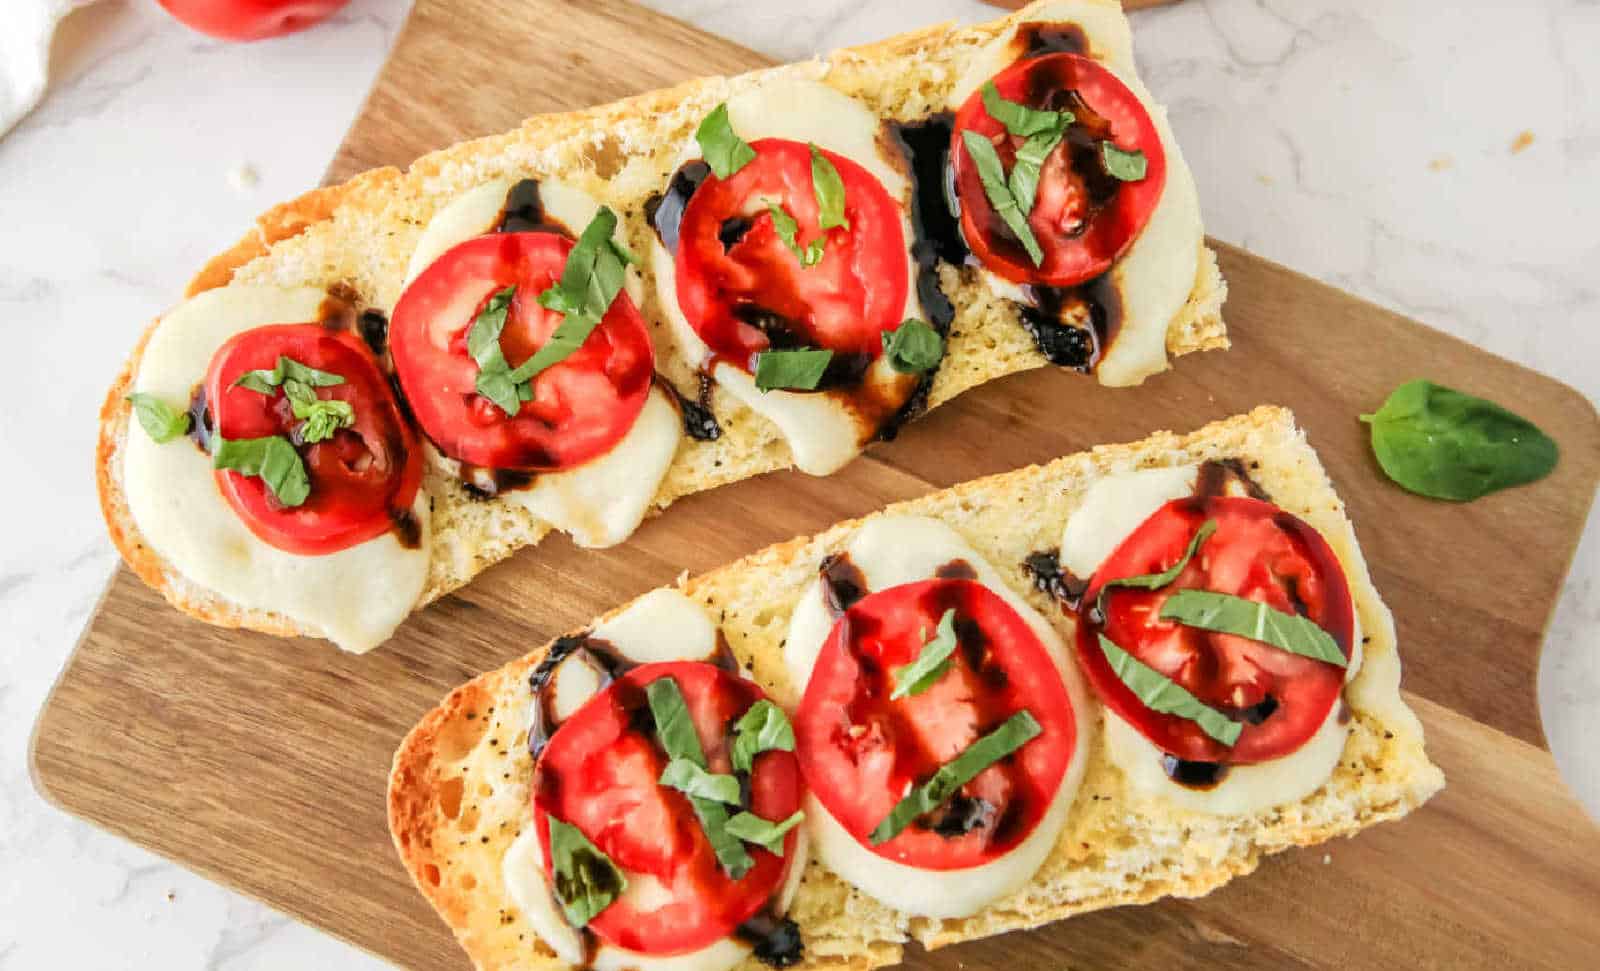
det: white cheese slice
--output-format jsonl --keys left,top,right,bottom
{"left": 121, "top": 285, "right": 431, "bottom": 653}
{"left": 504, "top": 589, "right": 804, "bottom": 968}
{"left": 1060, "top": 464, "right": 1367, "bottom": 814}
{"left": 406, "top": 177, "right": 672, "bottom": 548}
{"left": 783, "top": 515, "right": 1091, "bottom": 918}
{"left": 650, "top": 78, "right": 922, "bottom": 475}
{"left": 949, "top": 0, "right": 1204, "bottom": 388}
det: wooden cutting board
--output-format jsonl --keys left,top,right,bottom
{"left": 33, "top": 1, "right": 1600, "bottom": 968}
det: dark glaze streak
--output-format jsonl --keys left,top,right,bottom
{"left": 526, "top": 635, "right": 641, "bottom": 760}
{"left": 658, "top": 374, "right": 723, "bottom": 441}
{"left": 1017, "top": 21, "right": 1090, "bottom": 58}
{"left": 186, "top": 382, "right": 214, "bottom": 454}
{"left": 718, "top": 216, "right": 754, "bottom": 251}
{"left": 819, "top": 553, "right": 868, "bottom": 616}
{"left": 735, "top": 912, "right": 804, "bottom": 968}
{"left": 645, "top": 160, "right": 711, "bottom": 253}
{"left": 1220, "top": 694, "right": 1279, "bottom": 727}
{"left": 1018, "top": 274, "right": 1122, "bottom": 372}
{"left": 935, "top": 558, "right": 978, "bottom": 581}
{"left": 317, "top": 286, "right": 360, "bottom": 332}
{"left": 709, "top": 631, "right": 740, "bottom": 673}
{"left": 496, "top": 178, "right": 573, "bottom": 236}
{"left": 1160, "top": 754, "right": 1230, "bottom": 790}
{"left": 1337, "top": 698, "right": 1352, "bottom": 726}
{"left": 1195, "top": 458, "right": 1272, "bottom": 502}
{"left": 1021, "top": 549, "right": 1088, "bottom": 609}
{"left": 389, "top": 506, "right": 423, "bottom": 549}
{"left": 459, "top": 465, "right": 537, "bottom": 499}
{"left": 924, "top": 794, "right": 995, "bottom": 838}
{"left": 357, "top": 309, "right": 389, "bottom": 360}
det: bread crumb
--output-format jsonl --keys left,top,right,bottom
{"left": 228, "top": 163, "right": 260, "bottom": 192}
{"left": 1427, "top": 156, "right": 1452, "bottom": 172}
{"left": 1322, "top": 854, "right": 1332, "bottom": 864}
{"left": 1510, "top": 131, "right": 1535, "bottom": 154}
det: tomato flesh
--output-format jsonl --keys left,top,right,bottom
{"left": 156, "top": 0, "right": 348, "bottom": 41}
{"left": 674, "top": 138, "right": 909, "bottom": 377}
{"left": 390, "top": 232, "right": 655, "bottom": 471}
{"left": 795, "top": 578, "right": 1075, "bottom": 870}
{"left": 951, "top": 53, "right": 1166, "bottom": 287}
{"left": 204, "top": 323, "right": 422, "bottom": 555}
{"left": 534, "top": 662, "right": 802, "bottom": 956}
{"left": 1077, "top": 497, "right": 1354, "bottom": 764}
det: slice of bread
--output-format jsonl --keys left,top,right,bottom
{"left": 388, "top": 406, "right": 1444, "bottom": 971}
{"left": 97, "top": 0, "right": 1228, "bottom": 644}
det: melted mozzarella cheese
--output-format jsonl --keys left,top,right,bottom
{"left": 650, "top": 78, "right": 921, "bottom": 475}
{"left": 407, "top": 177, "right": 674, "bottom": 548}
{"left": 783, "top": 515, "right": 1091, "bottom": 918}
{"left": 1061, "top": 465, "right": 1364, "bottom": 814}
{"left": 949, "top": 0, "right": 1204, "bottom": 388}
{"left": 122, "top": 285, "right": 430, "bottom": 653}
{"left": 503, "top": 589, "right": 804, "bottom": 969}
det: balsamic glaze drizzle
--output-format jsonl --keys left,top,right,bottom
{"left": 497, "top": 178, "right": 573, "bottom": 236}
{"left": 644, "top": 160, "right": 711, "bottom": 253}
{"left": 1160, "top": 755, "right": 1230, "bottom": 790}
{"left": 819, "top": 553, "right": 868, "bottom": 616}
{"left": 659, "top": 374, "right": 723, "bottom": 441}
{"left": 1021, "top": 549, "right": 1087, "bottom": 608}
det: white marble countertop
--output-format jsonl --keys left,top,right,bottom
{"left": 1, "top": 0, "right": 1594, "bottom": 966}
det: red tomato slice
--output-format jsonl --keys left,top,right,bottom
{"left": 794, "top": 578, "right": 1076, "bottom": 870}
{"left": 390, "top": 232, "right": 655, "bottom": 471}
{"left": 204, "top": 323, "right": 422, "bottom": 555}
{"left": 951, "top": 53, "right": 1167, "bottom": 287}
{"left": 156, "top": 0, "right": 347, "bottom": 42}
{"left": 1077, "top": 497, "right": 1354, "bottom": 765}
{"left": 674, "top": 138, "right": 909, "bottom": 375}
{"left": 534, "top": 662, "right": 802, "bottom": 956}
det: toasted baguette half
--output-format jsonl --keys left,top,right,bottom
{"left": 389, "top": 406, "right": 1443, "bottom": 971}
{"left": 97, "top": 0, "right": 1228, "bottom": 644}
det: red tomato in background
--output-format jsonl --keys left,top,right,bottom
{"left": 156, "top": 0, "right": 349, "bottom": 42}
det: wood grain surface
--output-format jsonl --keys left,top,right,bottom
{"left": 34, "top": 0, "right": 1600, "bottom": 969}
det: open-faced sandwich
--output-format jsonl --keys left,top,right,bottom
{"left": 389, "top": 407, "right": 1444, "bottom": 970}
{"left": 97, "top": 0, "right": 1226, "bottom": 652}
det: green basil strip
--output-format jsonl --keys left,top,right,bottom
{"left": 233, "top": 355, "right": 345, "bottom": 395}
{"left": 961, "top": 130, "right": 1045, "bottom": 266}
{"left": 809, "top": 144, "right": 850, "bottom": 231}
{"left": 868, "top": 711, "right": 1041, "bottom": 845}
{"left": 547, "top": 816, "right": 627, "bottom": 928}
{"left": 466, "top": 285, "right": 522, "bottom": 416}
{"left": 769, "top": 204, "right": 823, "bottom": 268}
{"left": 1097, "top": 634, "right": 1241, "bottom": 746}
{"left": 731, "top": 700, "right": 795, "bottom": 774}
{"left": 1159, "top": 589, "right": 1348, "bottom": 667}
{"left": 211, "top": 434, "right": 311, "bottom": 508}
{"left": 659, "top": 757, "right": 743, "bottom": 804}
{"left": 696, "top": 103, "right": 756, "bottom": 179}
{"left": 725, "top": 810, "right": 804, "bottom": 856}
{"left": 980, "top": 81, "right": 1072, "bottom": 137}
{"left": 1008, "top": 129, "right": 1065, "bottom": 215}
{"left": 1101, "top": 142, "right": 1148, "bottom": 182}
{"left": 1360, "top": 379, "right": 1558, "bottom": 501}
{"left": 1095, "top": 519, "right": 1216, "bottom": 616}
{"left": 126, "top": 392, "right": 191, "bottom": 443}
{"left": 880, "top": 318, "right": 944, "bottom": 374}
{"left": 645, "top": 677, "right": 754, "bottom": 878}
{"left": 521, "top": 208, "right": 635, "bottom": 378}
{"left": 280, "top": 379, "right": 354, "bottom": 444}
{"left": 890, "top": 608, "right": 959, "bottom": 700}
{"left": 753, "top": 347, "right": 832, "bottom": 393}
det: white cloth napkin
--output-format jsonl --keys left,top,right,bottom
{"left": 0, "top": 0, "right": 100, "bottom": 137}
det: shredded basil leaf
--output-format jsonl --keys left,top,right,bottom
{"left": 726, "top": 810, "right": 804, "bottom": 855}
{"left": 1097, "top": 634, "right": 1241, "bottom": 746}
{"left": 1096, "top": 519, "right": 1216, "bottom": 616}
{"left": 1160, "top": 589, "right": 1348, "bottom": 667}
{"left": 1009, "top": 129, "right": 1065, "bottom": 215}
{"left": 961, "top": 130, "right": 1045, "bottom": 266}
{"left": 466, "top": 285, "right": 522, "bottom": 416}
{"left": 696, "top": 103, "right": 756, "bottom": 179}
{"left": 659, "top": 758, "right": 743, "bottom": 804}
{"left": 645, "top": 677, "right": 754, "bottom": 878}
{"left": 868, "top": 711, "right": 1041, "bottom": 845}
{"left": 280, "top": 379, "right": 354, "bottom": 444}
{"left": 890, "top": 608, "right": 959, "bottom": 699}
{"left": 880, "top": 318, "right": 945, "bottom": 374}
{"left": 980, "top": 81, "right": 1073, "bottom": 137}
{"left": 1360, "top": 379, "right": 1558, "bottom": 501}
{"left": 731, "top": 700, "right": 794, "bottom": 774}
{"left": 211, "top": 434, "right": 311, "bottom": 508}
{"left": 547, "top": 816, "right": 627, "bottom": 928}
{"left": 753, "top": 347, "right": 832, "bottom": 393}
{"left": 809, "top": 144, "right": 850, "bottom": 231}
{"left": 1101, "top": 142, "right": 1148, "bottom": 181}
{"left": 126, "top": 392, "right": 191, "bottom": 443}
{"left": 233, "top": 355, "right": 345, "bottom": 395}
{"left": 768, "top": 204, "right": 823, "bottom": 267}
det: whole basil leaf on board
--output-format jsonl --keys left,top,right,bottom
{"left": 1361, "top": 379, "right": 1558, "bottom": 501}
